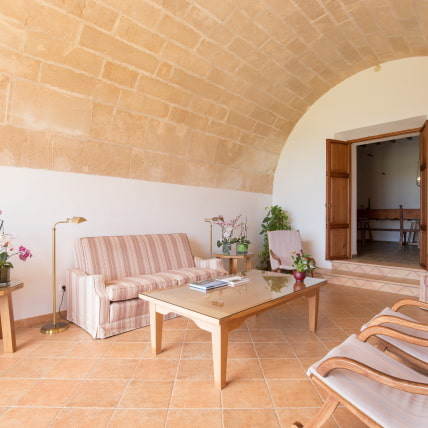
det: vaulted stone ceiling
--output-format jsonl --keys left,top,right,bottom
{"left": 1, "top": 0, "right": 428, "bottom": 193}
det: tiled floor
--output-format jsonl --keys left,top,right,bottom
{"left": 1, "top": 284, "right": 427, "bottom": 428}
{"left": 353, "top": 240, "right": 420, "bottom": 266}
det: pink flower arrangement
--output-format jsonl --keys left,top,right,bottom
{"left": 290, "top": 251, "right": 317, "bottom": 273}
{"left": 0, "top": 210, "right": 32, "bottom": 269}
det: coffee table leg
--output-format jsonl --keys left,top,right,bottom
{"left": 0, "top": 294, "right": 17, "bottom": 353}
{"left": 149, "top": 303, "right": 163, "bottom": 355}
{"left": 307, "top": 289, "right": 320, "bottom": 332}
{"left": 211, "top": 324, "right": 229, "bottom": 389}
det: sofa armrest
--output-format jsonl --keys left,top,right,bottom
{"left": 194, "top": 256, "right": 228, "bottom": 274}
{"left": 66, "top": 268, "right": 110, "bottom": 339}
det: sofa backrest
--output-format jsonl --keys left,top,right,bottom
{"left": 74, "top": 233, "right": 195, "bottom": 281}
{"left": 143, "top": 233, "right": 195, "bottom": 273}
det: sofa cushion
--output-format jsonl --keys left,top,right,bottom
{"left": 105, "top": 267, "right": 220, "bottom": 302}
{"left": 75, "top": 235, "right": 153, "bottom": 282}
{"left": 143, "top": 233, "right": 195, "bottom": 273}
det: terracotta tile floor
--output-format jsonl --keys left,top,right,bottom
{"left": 1, "top": 284, "right": 427, "bottom": 428}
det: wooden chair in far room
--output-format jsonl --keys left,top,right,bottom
{"left": 267, "top": 230, "right": 303, "bottom": 272}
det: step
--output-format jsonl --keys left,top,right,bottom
{"left": 331, "top": 259, "right": 425, "bottom": 281}
{"left": 314, "top": 264, "right": 421, "bottom": 298}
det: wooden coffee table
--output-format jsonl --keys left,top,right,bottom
{"left": 139, "top": 270, "right": 326, "bottom": 389}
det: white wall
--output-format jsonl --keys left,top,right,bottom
{"left": 1, "top": 166, "right": 270, "bottom": 320}
{"left": 273, "top": 57, "right": 428, "bottom": 267}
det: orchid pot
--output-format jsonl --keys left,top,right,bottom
{"left": 236, "top": 243, "right": 249, "bottom": 254}
{"left": 222, "top": 242, "right": 232, "bottom": 255}
{"left": 0, "top": 267, "right": 10, "bottom": 285}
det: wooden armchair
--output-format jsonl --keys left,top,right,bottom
{"left": 267, "top": 230, "right": 303, "bottom": 272}
{"left": 292, "top": 334, "right": 428, "bottom": 428}
{"left": 360, "top": 299, "right": 428, "bottom": 372}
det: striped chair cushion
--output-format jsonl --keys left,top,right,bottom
{"left": 143, "top": 233, "right": 195, "bottom": 273}
{"left": 308, "top": 334, "right": 428, "bottom": 428}
{"left": 75, "top": 235, "right": 152, "bottom": 282}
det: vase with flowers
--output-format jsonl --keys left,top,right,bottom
{"left": 290, "top": 251, "right": 317, "bottom": 282}
{"left": 0, "top": 210, "right": 32, "bottom": 285}
{"left": 214, "top": 214, "right": 241, "bottom": 254}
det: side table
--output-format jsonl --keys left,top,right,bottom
{"left": 0, "top": 280, "right": 24, "bottom": 353}
{"left": 214, "top": 253, "right": 254, "bottom": 274}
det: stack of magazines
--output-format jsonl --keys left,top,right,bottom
{"left": 189, "top": 279, "right": 228, "bottom": 292}
{"left": 219, "top": 275, "right": 250, "bottom": 286}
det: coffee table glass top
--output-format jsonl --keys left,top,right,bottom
{"left": 139, "top": 269, "right": 325, "bottom": 320}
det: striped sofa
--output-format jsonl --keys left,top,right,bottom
{"left": 66, "top": 233, "right": 227, "bottom": 339}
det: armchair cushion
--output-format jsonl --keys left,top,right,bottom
{"left": 360, "top": 306, "right": 428, "bottom": 367}
{"left": 308, "top": 334, "right": 428, "bottom": 428}
{"left": 267, "top": 230, "right": 303, "bottom": 271}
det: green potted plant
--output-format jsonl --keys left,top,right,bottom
{"left": 290, "top": 251, "right": 317, "bottom": 281}
{"left": 258, "top": 205, "right": 291, "bottom": 270}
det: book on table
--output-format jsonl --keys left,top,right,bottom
{"left": 216, "top": 275, "right": 250, "bottom": 286}
{"left": 188, "top": 278, "right": 228, "bottom": 291}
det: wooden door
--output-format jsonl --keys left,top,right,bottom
{"left": 420, "top": 121, "right": 428, "bottom": 267}
{"left": 326, "top": 139, "right": 351, "bottom": 259}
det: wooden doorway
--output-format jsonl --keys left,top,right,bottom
{"left": 326, "top": 121, "right": 427, "bottom": 266}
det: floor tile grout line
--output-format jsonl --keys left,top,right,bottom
{"left": 105, "top": 343, "right": 143, "bottom": 428}
{"left": 164, "top": 322, "right": 186, "bottom": 427}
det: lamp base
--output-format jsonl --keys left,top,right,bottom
{"left": 40, "top": 321, "right": 69, "bottom": 334}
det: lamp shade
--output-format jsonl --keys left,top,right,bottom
{"left": 68, "top": 217, "right": 87, "bottom": 224}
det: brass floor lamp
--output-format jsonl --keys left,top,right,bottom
{"left": 40, "top": 216, "right": 87, "bottom": 334}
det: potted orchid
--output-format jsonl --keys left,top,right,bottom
{"left": 214, "top": 214, "right": 241, "bottom": 254}
{"left": 236, "top": 217, "right": 251, "bottom": 254}
{"left": 0, "top": 210, "right": 32, "bottom": 284}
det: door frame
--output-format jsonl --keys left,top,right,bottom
{"left": 326, "top": 125, "right": 423, "bottom": 261}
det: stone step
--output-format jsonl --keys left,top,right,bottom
{"left": 331, "top": 259, "right": 425, "bottom": 280}
{"left": 314, "top": 264, "right": 421, "bottom": 298}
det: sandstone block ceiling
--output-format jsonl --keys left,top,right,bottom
{"left": 0, "top": 0, "right": 427, "bottom": 193}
